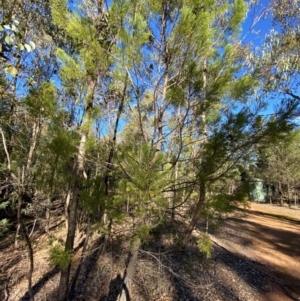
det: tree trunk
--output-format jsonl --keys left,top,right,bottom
{"left": 20, "top": 217, "right": 35, "bottom": 301}
{"left": 182, "top": 181, "right": 206, "bottom": 248}
{"left": 171, "top": 161, "right": 179, "bottom": 223}
{"left": 182, "top": 62, "right": 208, "bottom": 248}
{"left": 17, "top": 170, "right": 34, "bottom": 301}
{"left": 0, "top": 126, "right": 11, "bottom": 177}
{"left": 58, "top": 77, "right": 95, "bottom": 301}
{"left": 278, "top": 181, "right": 283, "bottom": 206}
{"left": 104, "top": 74, "right": 128, "bottom": 196}
{"left": 67, "top": 221, "right": 91, "bottom": 301}
{"left": 26, "top": 120, "right": 40, "bottom": 178}
{"left": 65, "top": 190, "right": 71, "bottom": 232}
{"left": 45, "top": 206, "right": 50, "bottom": 233}
{"left": 118, "top": 241, "right": 140, "bottom": 301}
{"left": 287, "top": 183, "right": 291, "bottom": 207}
{"left": 58, "top": 133, "right": 86, "bottom": 301}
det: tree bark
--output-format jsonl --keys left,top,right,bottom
{"left": 182, "top": 181, "right": 206, "bottom": 248}
{"left": 58, "top": 134, "right": 85, "bottom": 301}
{"left": 17, "top": 171, "right": 34, "bottom": 301}
{"left": 104, "top": 74, "right": 128, "bottom": 196}
{"left": 182, "top": 61, "right": 208, "bottom": 248}
{"left": 26, "top": 120, "right": 40, "bottom": 178}
{"left": 118, "top": 241, "right": 140, "bottom": 301}
{"left": 67, "top": 220, "right": 91, "bottom": 301}
{"left": 278, "top": 181, "right": 283, "bottom": 206}
{"left": 0, "top": 126, "right": 11, "bottom": 175}
{"left": 58, "top": 78, "right": 95, "bottom": 301}
{"left": 65, "top": 190, "right": 71, "bottom": 232}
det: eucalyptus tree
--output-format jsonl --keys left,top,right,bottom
{"left": 0, "top": 0, "right": 56, "bottom": 163}
{"left": 0, "top": 6, "right": 60, "bottom": 299}
{"left": 254, "top": 0, "right": 300, "bottom": 102}
{"left": 254, "top": 129, "right": 300, "bottom": 206}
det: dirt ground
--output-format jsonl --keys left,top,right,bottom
{"left": 1, "top": 202, "right": 300, "bottom": 301}
{"left": 213, "top": 202, "right": 300, "bottom": 301}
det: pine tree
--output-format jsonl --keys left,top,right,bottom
{"left": 50, "top": 0, "right": 112, "bottom": 299}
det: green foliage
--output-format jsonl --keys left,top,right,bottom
{"left": 134, "top": 224, "right": 150, "bottom": 243}
{"left": 47, "top": 127, "right": 78, "bottom": 159}
{"left": 229, "top": 0, "right": 247, "bottom": 30}
{"left": 0, "top": 14, "right": 36, "bottom": 77}
{"left": 50, "top": 0, "right": 69, "bottom": 29}
{"left": 0, "top": 200, "right": 10, "bottom": 210}
{"left": 117, "top": 143, "right": 168, "bottom": 207}
{"left": 198, "top": 234, "right": 213, "bottom": 259}
{"left": 24, "top": 82, "right": 56, "bottom": 118}
{"left": 230, "top": 74, "right": 258, "bottom": 101}
{"left": 0, "top": 218, "right": 9, "bottom": 237}
{"left": 167, "top": 85, "right": 186, "bottom": 107}
{"left": 48, "top": 243, "right": 73, "bottom": 269}
{"left": 56, "top": 48, "right": 86, "bottom": 87}
{"left": 0, "top": 197, "right": 12, "bottom": 237}
{"left": 255, "top": 129, "right": 300, "bottom": 191}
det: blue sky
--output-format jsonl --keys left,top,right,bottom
{"left": 242, "top": 0, "right": 274, "bottom": 45}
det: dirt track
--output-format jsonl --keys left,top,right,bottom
{"left": 213, "top": 203, "right": 300, "bottom": 301}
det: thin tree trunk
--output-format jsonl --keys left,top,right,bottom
{"left": 67, "top": 221, "right": 91, "bottom": 301}
{"left": 65, "top": 189, "right": 71, "bottom": 232}
{"left": 104, "top": 74, "right": 128, "bottom": 196}
{"left": 182, "top": 61, "right": 209, "bottom": 248}
{"left": 15, "top": 223, "right": 20, "bottom": 248}
{"left": 0, "top": 126, "right": 11, "bottom": 175}
{"left": 151, "top": 72, "right": 168, "bottom": 166}
{"left": 182, "top": 181, "right": 206, "bottom": 248}
{"left": 45, "top": 201, "right": 50, "bottom": 233}
{"left": 20, "top": 217, "right": 35, "bottom": 301}
{"left": 4, "top": 60, "right": 20, "bottom": 176}
{"left": 118, "top": 241, "right": 140, "bottom": 301}
{"left": 278, "top": 181, "right": 283, "bottom": 206}
{"left": 45, "top": 155, "right": 59, "bottom": 233}
{"left": 287, "top": 183, "right": 291, "bottom": 207}
{"left": 151, "top": 1, "right": 169, "bottom": 165}
{"left": 58, "top": 78, "right": 95, "bottom": 301}
{"left": 26, "top": 121, "right": 40, "bottom": 178}
{"left": 58, "top": 134, "right": 86, "bottom": 301}
{"left": 171, "top": 161, "right": 179, "bottom": 223}
{"left": 17, "top": 170, "right": 34, "bottom": 301}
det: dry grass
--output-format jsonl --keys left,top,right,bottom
{"left": 249, "top": 202, "right": 300, "bottom": 220}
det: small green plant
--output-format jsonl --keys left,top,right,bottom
{"left": 48, "top": 242, "right": 72, "bottom": 269}
{"left": 0, "top": 218, "right": 9, "bottom": 237}
{"left": 198, "top": 234, "right": 213, "bottom": 259}
{"left": 0, "top": 200, "right": 10, "bottom": 236}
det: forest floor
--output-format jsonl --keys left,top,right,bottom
{"left": 0, "top": 202, "right": 299, "bottom": 301}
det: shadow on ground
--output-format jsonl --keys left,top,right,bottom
{"left": 224, "top": 216, "right": 300, "bottom": 257}
{"left": 3, "top": 209, "right": 300, "bottom": 301}
{"left": 19, "top": 266, "right": 60, "bottom": 301}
